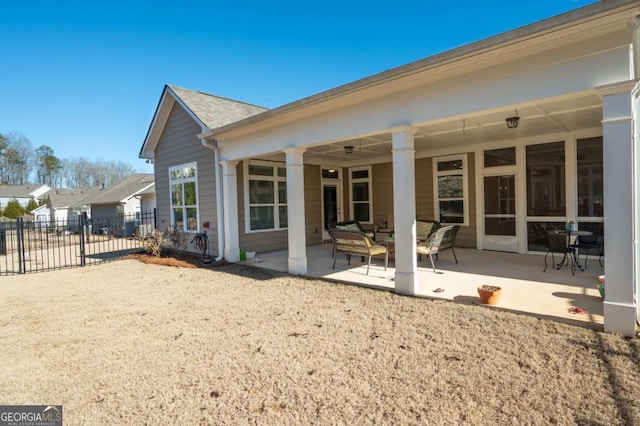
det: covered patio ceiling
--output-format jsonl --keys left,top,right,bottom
{"left": 303, "top": 92, "right": 602, "bottom": 164}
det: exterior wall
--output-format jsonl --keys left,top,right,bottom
{"left": 416, "top": 153, "right": 476, "bottom": 248}
{"left": 304, "top": 164, "right": 323, "bottom": 246}
{"left": 53, "top": 208, "right": 68, "bottom": 223}
{"left": 341, "top": 155, "right": 477, "bottom": 248}
{"left": 91, "top": 204, "right": 117, "bottom": 218}
{"left": 237, "top": 161, "right": 286, "bottom": 252}
{"left": 154, "top": 102, "right": 219, "bottom": 254}
{"left": 415, "top": 157, "right": 434, "bottom": 219}
{"left": 33, "top": 206, "right": 50, "bottom": 229}
{"left": 238, "top": 161, "right": 323, "bottom": 254}
{"left": 141, "top": 193, "right": 156, "bottom": 213}
{"left": 123, "top": 198, "right": 140, "bottom": 215}
{"left": 371, "top": 163, "right": 393, "bottom": 226}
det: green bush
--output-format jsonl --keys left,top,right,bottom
{"left": 26, "top": 199, "right": 39, "bottom": 213}
{"left": 3, "top": 199, "right": 24, "bottom": 219}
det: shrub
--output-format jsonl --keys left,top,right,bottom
{"left": 3, "top": 199, "right": 24, "bottom": 219}
{"left": 26, "top": 199, "right": 39, "bottom": 213}
{"left": 139, "top": 229, "right": 163, "bottom": 257}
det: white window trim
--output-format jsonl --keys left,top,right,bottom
{"left": 348, "top": 165, "right": 373, "bottom": 223}
{"left": 433, "top": 154, "right": 469, "bottom": 226}
{"left": 244, "top": 160, "right": 288, "bottom": 234}
{"left": 168, "top": 161, "right": 200, "bottom": 233}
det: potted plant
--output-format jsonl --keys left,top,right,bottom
{"left": 597, "top": 275, "right": 605, "bottom": 299}
{"left": 477, "top": 285, "right": 502, "bottom": 305}
{"left": 565, "top": 220, "right": 575, "bottom": 232}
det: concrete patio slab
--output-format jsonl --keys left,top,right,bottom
{"left": 239, "top": 243, "right": 604, "bottom": 329}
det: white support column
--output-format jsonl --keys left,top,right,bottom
{"left": 597, "top": 80, "right": 639, "bottom": 336}
{"left": 391, "top": 126, "right": 418, "bottom": 295}
{"left": 284, "top": 147, "right": 308, "bottom": 275}
{"left": 221, "top": 160, "right": 240, "bottom": 262}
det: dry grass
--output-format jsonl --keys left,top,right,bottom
{"left": 0, "top": 259, "right": 638, "bottom": 425}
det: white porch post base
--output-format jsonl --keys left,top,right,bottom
{"left": 603, "top": 302, "right": 638, "bottom": 336}
{"left": 225, "top": 248, "right": 240, "bottom": 262}
{"left": 288, "top": 256, "right": 308, "bottom": 275}
{"left": 394, "top": 271, "right": 417, "bottom": 295}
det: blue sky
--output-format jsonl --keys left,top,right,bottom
{"left": 1, "top": 0, "right": 599, "bottom": 174}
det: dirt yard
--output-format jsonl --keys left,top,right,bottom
{"left": 0, "top": 259, "right": 638, "bottom": 425}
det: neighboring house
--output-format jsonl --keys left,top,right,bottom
{"left": 31, "top": 203, "right": 50, "bottom": 229}
{"left": 45, "top": 187, "right": 102, "bottom": 227}
{"left": 88, "top": 174, "right": 156, "bottom": 236}
{"left": 89, "top": 173, "right": 155, "bottom": 217}
{"left": 140, "top": 1, "right": 640, "bottom": 336}
{"left": 0, "top": 184, "right": 50, "bottom": 209}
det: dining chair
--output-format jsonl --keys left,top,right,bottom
{"left": 575, "top": 222, "right": 603, "bottom": 269}
{"left": 544, "top": 230, "right": 576, "bottom": 275}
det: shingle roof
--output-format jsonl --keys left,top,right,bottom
{"left": 0, "top": 184, "right": 49, "bottom": 198}
{"left": 168, "top": 85, "right": 268, "bottom": 129}
{"left": 47, "top": 187, "right": 102, "bottom": 209}
{"left": 90, "top": 174, "right": 155, "bottom": 205}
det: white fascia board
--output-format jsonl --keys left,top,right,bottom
{"left": 122, "top": 183, "right": 155, "bottom": 203}
{"left": 29, "top": 185, "right": 51, "bottom": 198}
{"left": 139, "top": 88, "right": 176, "bottom": 159}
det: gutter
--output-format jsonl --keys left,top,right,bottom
{"left": 200, "top": 137, "right": 225, "bottom": 262}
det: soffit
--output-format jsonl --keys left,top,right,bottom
{"left": 301, "top": 92, "right": 602, "bottom": 165}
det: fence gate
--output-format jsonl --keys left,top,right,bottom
{"left": 0, "top": 210, "right": 156, "bottom": 276}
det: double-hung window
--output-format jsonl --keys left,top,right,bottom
{"left": 433, "top": 155, "right": 468, "bottom": 225}
{"left": 245, "top": 161, "right": 287, "bottom": 232}
{"left": 169, "top": 162, "right": 199, "bottom": 231}
{"left": 349, "top": 166, "right": 372, "bottom": 222}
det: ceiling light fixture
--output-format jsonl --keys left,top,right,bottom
{"left": 505, "top": 108, "right": 520, "bottom": 129}
{"left": 344, "top": 146, "right": 354, "bottom": 154}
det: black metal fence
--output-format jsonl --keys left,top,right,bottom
{"left": 0, "top": 209, "right": 156, "bottom": 275}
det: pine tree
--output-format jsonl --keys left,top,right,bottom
{"left": 3, "top": 199, "right": 24, "bottom": 219}
{"left": 26, "top": 199, "right": 39, "bottom": 213}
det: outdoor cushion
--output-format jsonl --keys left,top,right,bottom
{"left": 416, "top": 221, "right": 434, "bottom": 238}
{"left": 336, "top": 223, "right": 360, "bottom": 231}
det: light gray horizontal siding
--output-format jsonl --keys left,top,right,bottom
{"left": 371, "top": 163, "right": 393, "bottom": 226}
{"left": 304, "top": 164, "right": 323, "bottom": 246}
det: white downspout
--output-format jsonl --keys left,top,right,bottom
{"left": 200, "top": 137, "right": 225, "bottom": 261}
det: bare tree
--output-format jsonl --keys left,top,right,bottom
{"left": 0, "top": 132, "right": 139, "bottom": 188}
{"left": 0, "top": 133, "right": 34, "bottom": 184}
